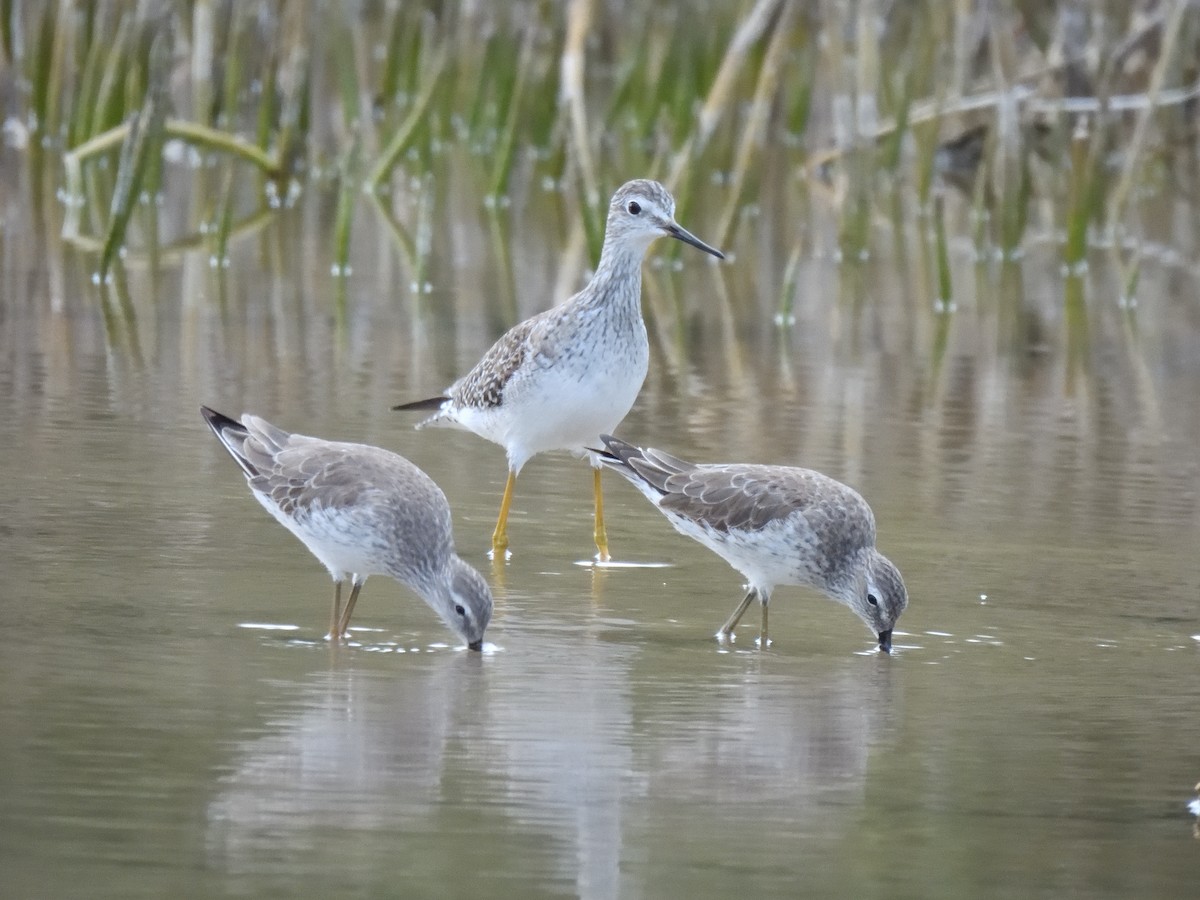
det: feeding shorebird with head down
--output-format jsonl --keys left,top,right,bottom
{"left": 201, "top": 406, "right": 493, "bottom": 649}
{"left": 595, "top": 435, "right": 908, "bottom": 652}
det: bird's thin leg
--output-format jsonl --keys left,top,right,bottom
{"left": 336, "top": 577, "right": 365, "bottom": 639}
{"left": 593, "top": 468, "right": 611, "bottom": 562}
{"left": 491, "top": 469, "right": 518, "bottom": 558}
{"left": 717, "top": 588, "right": 757, "bottom": 639}
{"left": 328, "top": 580, "right": 343, "bottom": 641}
{"left": 759, "top": 595, "right": 770, "bottom": 649}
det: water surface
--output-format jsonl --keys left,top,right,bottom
{"left": 1, "top": 161, "right": 1199, "bottom": 898}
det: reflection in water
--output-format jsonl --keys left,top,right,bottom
{"left": 206, "top": 653, "right": 480, "bottom": 873}
{"left": 202, "top": 631, "right": 896, "bottom": 898}
{"left": 638, "top": 663, "right": 895, "bottom": 811}
{"left": 473, "top": 630, "right": 637, "bottom": 900}
{"left": 2, "top": 154, "right": 1200, "bottom": 896}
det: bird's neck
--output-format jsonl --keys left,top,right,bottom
{"left": 579, "top": 241, "right": 648, "bottom": 312}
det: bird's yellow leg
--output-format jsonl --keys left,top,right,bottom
{"left": 593, "top": 468, "right": 611, "bottom": 562}
{"left": 491, "top": 470, "right": 517, "bottom": 558}
{"left": 328, "top": 580, "right": 343, "bottom": 641}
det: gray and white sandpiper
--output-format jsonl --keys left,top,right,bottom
{"left": 595, "top": 435, "right": 907, "bottom": 651}
{"left": 201, "top": 406, "right": 493, "bottom": 649}
{"left": 394, "top": 179, "right": 724, "bottom": 562}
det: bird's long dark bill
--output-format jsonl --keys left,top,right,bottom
{"left": 468, "top": 639, "right": 483, "bottom": 652}
{"left": 877, "top": 630, "right": 893, "bottom": 653}
{"left": 666, "top": 223, "right": 724, "bottom": 259}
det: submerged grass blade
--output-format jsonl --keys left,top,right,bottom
{"left": 775, "top": 238, "right": 803, "bottom": 327}
{"left": 366, "top": 44, "right": 447, "bottom": 191}
{"left": 212, "top": 164, "right": 237, "bottom": 270}
{"left": 98, "top": 30, "right": 169, "bottom": 281}
{"left": 1000, "top": 155, "right": 1031, "bottom": 257}
{"left": 1064, "top": 117, "right": 1106, "bottom": 271}
{"left": 108, "top": 261, "right": 143, "bottom": 365}
{"left": 1063, "top": 271, "right": 1089, "bottom": 391}
{"left": 933, "top": 188, "right": 953, "bottom": 306}
{"left": 333, "top": 136, "right": 361, "bottom": 276}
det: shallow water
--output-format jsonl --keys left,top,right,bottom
{"left": 2, "top": 159, "right": 1200, "bottom": 898}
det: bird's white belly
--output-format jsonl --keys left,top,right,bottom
{"left": 255, "top": 493, "right": 388, "bottom": 580}
{"left": 530, "top": 372, "right": 639, "bottom": 445}
{"left": 666, "top": 513, "right": 809, "bottom": 593}
{"left": 481, "top": 354, "right": 647, "bottom": 470}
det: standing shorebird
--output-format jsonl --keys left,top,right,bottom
{"left": 595, "top": 435, "right": 908, "bottom": 652}
{"left": 394, "top": 179, "right": 723, "bottom": 561}
{"left": 200, "top": 406, "right": 493, "bottom": 649}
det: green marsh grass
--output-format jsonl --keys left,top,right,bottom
{"left": 0, "top": 0, "right": 1196, "bottom": 317}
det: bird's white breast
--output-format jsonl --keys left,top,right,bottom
{"left": 252, "top": 491, "right": 391, "bottom": 581}
{"left": 489, "top": 322, "right": 649, "bottom": 469}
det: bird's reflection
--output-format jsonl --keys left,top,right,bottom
{"left": 205, "top": 652, "right": 480, "bottom": 872}
{"left": 638, "top": 660, "right": 898, "bottom": 808}
{"left": 205, "top": 626, "right": 898, "bottom": 897}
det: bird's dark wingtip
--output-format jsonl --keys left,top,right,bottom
{"left": 598, "top": 434, "right": 636, "bottom": 453}
{"left": 393, "top": 396, "right": 450, "bottom": 412}
{"left": 200, "top": 405, "right": 241, "bottom": 433}
{"left": 592, "top": 434, "right": 636, "bottom": 464}
{"left": 201, "top": 406, "right": 258, "bottom": 478}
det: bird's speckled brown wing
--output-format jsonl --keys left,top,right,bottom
{"left": 448, "top": 316, "right": 540, "bottom": 409}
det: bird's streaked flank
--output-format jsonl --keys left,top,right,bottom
{"left": 394, "top": 179, "right": 723, "bottom": 562}
{"left": 595, "top": 435, "right": 907, "bottom": 651}
{"left": 200, "top": 406, "right": 492, "bottom": 649}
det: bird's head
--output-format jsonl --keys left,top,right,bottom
{"left": 436, "top": 558, "right": 493, "bottom": 651}
{"left": 605, "top": 179, "right": 724, "bottom": 260}
{"left": 848, "top": 551, "right": 908, "bottom": 653}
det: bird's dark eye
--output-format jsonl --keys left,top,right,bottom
{"left": 626, "top": 200, "right": 641, "bottom": 215}
{"left": 454, "top": 604, "right": 466, "bottom": 616}
{"left": 867, "top": 594, "right": 879, "bottom": 607}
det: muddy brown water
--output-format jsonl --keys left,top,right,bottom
{"left": 1, "top": 164, "right": 1198, "bottom": 898}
